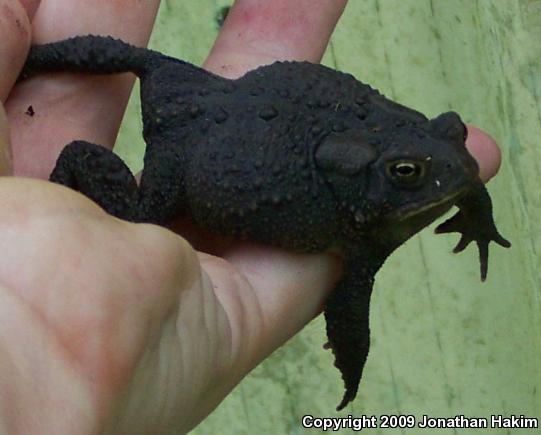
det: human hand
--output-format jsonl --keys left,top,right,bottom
{"left": 2, "top": 1, "right": 341, "bottom": 433}
{"left": 2, "top": 3, "right": 229, "bottom": 433}
{"left": 1, "top": 0, "right": 504, "bottom": 434}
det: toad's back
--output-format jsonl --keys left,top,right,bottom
{"left": 140, "top": 61, "right": 364, "bottom": 249}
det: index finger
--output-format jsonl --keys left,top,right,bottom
{"left": 204, "top": 0, "right": 348, "bottom": 78}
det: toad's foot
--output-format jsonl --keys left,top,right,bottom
{"left": 435, "top": 180, "right": 510, "bottom": 280}
{"left": 324, "top": 254, "right": 380, "bottom": 411}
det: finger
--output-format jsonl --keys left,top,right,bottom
{"left": 201, "top": 246, "right": 342, "bottom": 367}
{"left": 6, "top": 0, "right": 160, "bottom": 179}
{"left": 0, "top": 0, "right": 32, "bottom": 101}
{"left": 466, "top": 125, "right": 502, "bottom": 182}
{"left": 0, "top": 0, "right": 34, "bottom": 174}
{"left": 18, "top": 0, "right": 40, "bottom": 18}
{"left": 204, "top": 0, "right": 348, "bottom": 78}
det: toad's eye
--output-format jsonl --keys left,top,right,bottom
{"left": 386, "top": 160, "right": 426, "bottom": 187}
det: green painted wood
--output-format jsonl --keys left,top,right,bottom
{"left": 115, "top": 1, "right": 541, "bottom": 433}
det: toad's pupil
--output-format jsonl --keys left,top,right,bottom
{"left": 394, "top": 163, "right": 417, "bottom": 176}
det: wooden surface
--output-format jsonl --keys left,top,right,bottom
{"left": 115, "top": 1, "right": 541, "bottom": 433}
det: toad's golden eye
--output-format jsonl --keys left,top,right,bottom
{"left": 386, "top": 160, "right": 426, "bottom": 186}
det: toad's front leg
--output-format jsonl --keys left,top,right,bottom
{"left": 435, "top": 180, "right": 510, "bottom": 280}
{"left": 324, "top": 252, "right": 382, "bottom": 411}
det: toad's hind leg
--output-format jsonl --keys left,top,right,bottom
{"left": 134, "top": 146, "right": 187, "bottom": 225}
{"left": 50, "top": 141, "right": 138, "bottom": 220}
{"left": 50, "top": 141, "right": 186, "bottom": 224}
{"left": 324, "top": 255, "right": 378, "bottom": 411}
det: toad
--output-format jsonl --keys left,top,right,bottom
{"left": 21, "top": 35, "right": 511, "bottom": 410}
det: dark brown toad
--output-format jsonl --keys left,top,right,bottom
{"left": 20, "top": 35, "right": 511, "bottom": 410}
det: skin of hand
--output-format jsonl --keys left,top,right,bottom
{"left": 0, "top": 0, "right": 502, "bottom": 434}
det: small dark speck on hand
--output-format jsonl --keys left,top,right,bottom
{"left": 216, "top": 5, "right": 231, "bottom": 28}
{"left": 25, "top": 105, "right": 35, "bottom": 117}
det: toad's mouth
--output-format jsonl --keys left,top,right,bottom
{"left": 393, "top": 186, "right": 468, "bottom": 222}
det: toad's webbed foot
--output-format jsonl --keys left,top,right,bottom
{"left": 324, "top": 256, "right": 377, "bottom": 410}
{"left": 50, "top": 141, "right": 138, "bottom": 220}
{"left": 435, "top": 180, "right": 510, "bottom": 280}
